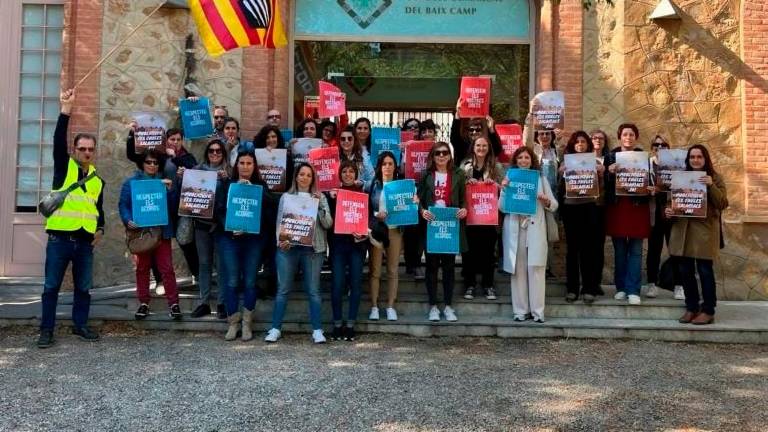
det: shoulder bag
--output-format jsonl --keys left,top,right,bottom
{"left": 38, "top": 172, "right": 97, "bottom": 217}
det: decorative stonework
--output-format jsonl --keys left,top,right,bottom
{"left": 94, "top": 0, "right": 243, "bottom": 286}
{"left": 583, "top": 0, "right": 767, "bottom": 300}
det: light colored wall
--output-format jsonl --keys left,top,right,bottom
{"left": 94, "top": 0, "right": 243, "bottom": 286}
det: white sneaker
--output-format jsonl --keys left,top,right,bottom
{"left": 264, "top": 328, "right": 281, "bottom": 343}
{"left": 443, "top": 306, "right": 458, "bottom": 322}
{"left": 312, "top": 329, "right": 326, "bottom": 344}
{"left": 614, "top": 291, "right": 627, "bottom": 300}
{"left": 428, "top": 306, "right": 440, "bottom": 321}
{"left": 674, "top": 285, "right": 686, "bottom": 300}
{"left": 386, "top": 307, "right": 398, "bottom": 321}
{"left": 155, "top": 283, "right": 165, "bottom": 296}
{"left": 368, "top": 307, "right": 380, "bottom": 321}
{"left": 628, "top": 294, "right": 642, "bottom": 305}
{"left": 645, "top": 283, "right": 658, "bottom": 298}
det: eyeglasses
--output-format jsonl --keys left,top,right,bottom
{"left": 144, "top": 160, "right": 159, "bottom": 166}
{"left": 76, "top": 147, "right": 95, "bottom": 153}
{"left": 208, "top": 148, "right": 223, "bottom": 154}
{"left": 213, "top": 116, "right": 225, "bottom": 119}
{"left": 433, "top": 150, "right": 451, "bottom": 157}
{"left": 591, "top": 136, "right": 604, "bottom": 140}
{"left": 468, "top": 127, "right": 482, "bottom": 133}
{"left": 340, "top": 136, "right": 354, "bottom": 141}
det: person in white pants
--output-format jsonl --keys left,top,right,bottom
{"left": 501, "top": 147, "right": 558, "bottom": 323}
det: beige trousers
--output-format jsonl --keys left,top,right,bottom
{"left": 369, "top": 227, "right": 403, "bottom": 308}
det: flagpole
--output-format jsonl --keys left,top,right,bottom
{"left": 73, "top": 2, "right": 165, "bottom": 89}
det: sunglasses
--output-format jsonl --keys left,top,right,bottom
{"left": 468, "top": 127, "right": 482, "bottom": 133}
{"left": 433, "top": 150, "right": 451, "bottom": 157}
{"left": 208, "top": 148, "right": 223, "bottom": 154}
{"left": 76, "top": 147, "right": 95, "bottom": 153}
{"left": 213, "top": 115, "right": 225, "bottom": 119}
{"left": 144, "top": 159, "right": 159, "bottom": 166}
{"left": 267, "top": 115, "right": 281, "bottom": 119}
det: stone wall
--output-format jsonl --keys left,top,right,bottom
{"left": 93, "top": 0, "right": 243, "bottom": 286}
{"left": 583, "top": 0, "right": 767, "bottom": 300}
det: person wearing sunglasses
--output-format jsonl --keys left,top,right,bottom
{"left": 126, "top": 124, "right": 200, "bottom": 297}
{"left": 37, "top": 89, "right": 105, "bottom": 348}
{"left": 647, "top": 135, "right": 684, "bottom": 300}
{"left": 119, "top": 149, "right": 181, "bottom": 321}
{"left": 338, "top": 125, "right": 375, "bottom": 190}
{"left": 450, "top": 98, "right": 503, "bottom": 164}
{"left": 265, "top": 109, "right": 281, "bottom": 127}
{"left": 178, "top": 140, "right": 231, "bottom": 319}
{"left": 418, "top": 142, "right": 468, "bottom": 322}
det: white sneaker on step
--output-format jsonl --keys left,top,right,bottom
{"left": 264, "top": 328, "right": 281, "bottom": 343}
{"left": 674, "top": 285, "right": 685, "bottom": 300}
{"left": 645, "top": 283, "right": 659, "bottom": 298}
{"left": 443, "top": 306, "right": 458, "bottom": 322}
{"left": 312, "top": 329, "right": 326, "bottom": 344}
{"left": 628, "top": 294, "right": 642, "bottom": 305}
{"left": 369, "top": 307, "right": 380, "bottom": 321}
{"left": 386, "top": 307, "right": 398, "bottom": 321}
{"left": 428, "top": 306, "right": 440, "bottom": 321}
{"left": 614, "top": 291, "right": 627, "bottom": 300}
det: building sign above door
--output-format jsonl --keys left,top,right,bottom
{"left": 295, "top": 0, "right": 531, "bottom": 43}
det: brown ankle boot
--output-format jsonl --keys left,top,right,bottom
{"left": 678, "top": 311, "right": 698, "bottom": 324}
{"left": 692, "top": 313, "right": 714, "bottom": 325}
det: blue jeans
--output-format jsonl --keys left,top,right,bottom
{"left": 195, "top": 228, "right": 225, "bottom": 306}
{"left": 272, "top": 247, "right": 323, "bottom": 330}
{"left": 678, "top": 257, "right": 717, "bottom": 315}
{"left": 612, "top": 237, "right": 643, "bottom": 296}
{"left": 217, "top": 233, "right": 265, "bottom": 316}
{"left": 330, "top": 241, "right": 365, "bottom": 325}
{"left": 41, "top": 234, "right": 94, "bottom": 330}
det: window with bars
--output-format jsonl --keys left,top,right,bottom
{"left": 16, "top": 3, "right": 63, "bottom": 212}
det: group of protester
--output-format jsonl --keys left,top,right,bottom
{"left": 36, "top": 88, "right": 728, "bottom": 348}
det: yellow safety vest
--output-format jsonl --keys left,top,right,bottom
{"left": 45, "top": 158, "right": 103, "bottom": 234}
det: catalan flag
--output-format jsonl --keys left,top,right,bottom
{"left": 189, "top": 0, "right": 286, "bottom": 57}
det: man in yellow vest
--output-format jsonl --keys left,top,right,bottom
{"left": 37, "top": 89, "right": 105, "bottom": 349}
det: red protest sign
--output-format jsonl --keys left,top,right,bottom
{"left": 334, "top": 189, "right": 369, "bottom": 235}
{"left": 459, "top": 76, "right": 491, "bottom": 118}
{"left": 400, "top": 130, "right": 417, "bottom": 143}
{"left": 495, "top": 124, "right": 523, "bottom": 164}
{"left": 465, "top": 182, "right": 499, "bottom": 226}
{"left": 308, "top": 147, "right": 340, "bottom": 192}
{"left": 318, "top": 81, "right": 346, "bottom": 118}
{"left": 403, "top": 140, "right": 434, "bottom": 180}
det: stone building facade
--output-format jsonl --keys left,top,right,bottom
{"left": 0, "top": 0, "right": 766, "bottom": 300}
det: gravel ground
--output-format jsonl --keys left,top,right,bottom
{"left": 1, "top": 325, "right": 767, "bottom": 432}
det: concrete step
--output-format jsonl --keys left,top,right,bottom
{"left": 131, "top": 291, "right": 686, "bottom": 321}
{"left": 9, "top": 302, "right": 766, "bottom": 344}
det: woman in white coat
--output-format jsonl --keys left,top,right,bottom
{"left": 501, "top": 146, "right": 558, "bottom": 322}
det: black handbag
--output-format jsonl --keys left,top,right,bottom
{"left": 38, "top": 172, "right": 97, "bottom": 217}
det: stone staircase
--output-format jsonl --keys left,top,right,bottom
{"left": 3, "top": 271, "right": 767, "bottom": 344}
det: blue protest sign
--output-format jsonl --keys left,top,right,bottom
{"left": 427, "top": 206, "right": 460, "bottom": 254}
{"left": 178, "top": 97, "right": 214, "bottom": 139}
{"left": 280, "top": 128, "right": 293, "bottom": 143}
{"left": 383, "top": 179, "right": 418, "bottom": 227}
{"left": 225, "top": 183, "right": 263, "bottom": 234}
{"left": 131, "top": 180, "right": 168, "bottom": 228}
{"left": 499, "top": 169, "right": 539, "bottom": 216}
{"left": 371, "top": 127, "right": 401, "bottom": 164}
